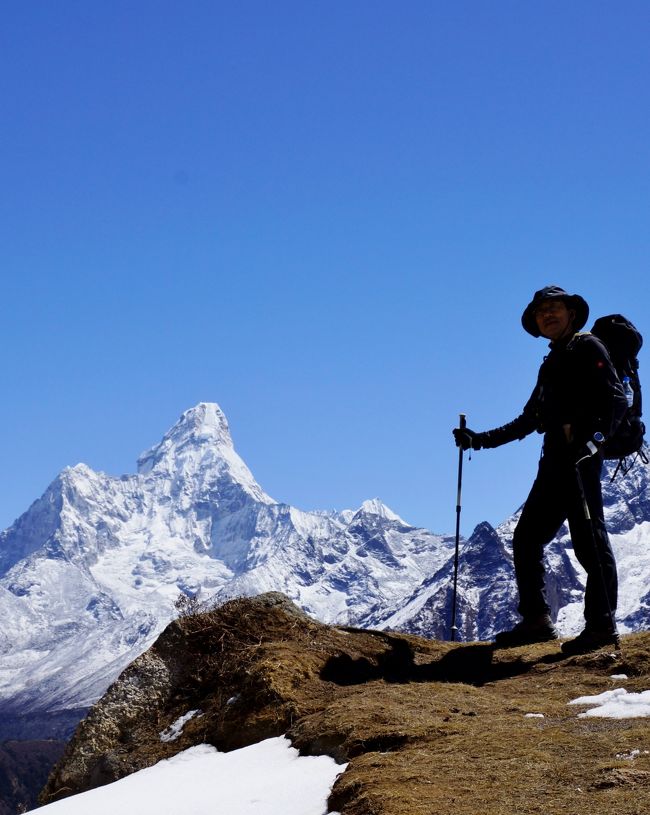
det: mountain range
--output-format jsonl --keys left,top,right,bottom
{"left": 1, "top": 402, "right": 648, "bottom": 741}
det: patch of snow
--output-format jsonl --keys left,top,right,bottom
{"left": 159, "top": 709, "right": 201, "bottom": 743}
{"left": 29, "top": 736, "right": 347, "bottom": 814}
{"left": 569, "top": 688, "right": 650, "bottom": 718}
{"left": 616, "top": 749, "right": 649, "bottom": 760}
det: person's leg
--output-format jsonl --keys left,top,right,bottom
{"left": 512, "top": 460, "right": 568, "bottom": 620}
{"left": 495, "top": 459, "right": 567, "bottom": 646}
{"left": 562, "top": 456, "right": 619, "bottom": 654}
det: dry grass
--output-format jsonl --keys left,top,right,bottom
{"left": 319, "top": 639, "right": 650, "bottom": 815}
{"left": 41, "top": 594, "right": 650, "bottom": 814}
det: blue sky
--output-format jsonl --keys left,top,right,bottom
{"left": 2, "top": 1, "right": 649, "bottom": 536}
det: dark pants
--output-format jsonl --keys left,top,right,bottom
{"left": 512, "top": 451, "right": 617, "bottom": 631}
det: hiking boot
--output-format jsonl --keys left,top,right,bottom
{"left": 561, "top": 628, "right": 620, "bottom": 656}
{"left": 494, "top": 615, "right": 558, "bottom": 648}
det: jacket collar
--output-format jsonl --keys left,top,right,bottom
{"left": 549, "top": 331, "right": 579, "bottom": 351}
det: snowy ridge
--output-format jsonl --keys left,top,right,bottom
{"left": 1, "top": 404, "right": 649, "bottom": 738}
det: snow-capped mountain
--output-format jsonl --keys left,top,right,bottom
{"left": 1, "top": 402, "right": 649, "bottom": 741}
{"left": 371, "top": 452, "right": 650, "bottom": 642}
{"left": 0, "top": 403, "right": 453, "bottom": 738}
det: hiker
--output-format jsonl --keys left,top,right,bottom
{"left": 453, "top": 286, "right": 628, "bottom": 655}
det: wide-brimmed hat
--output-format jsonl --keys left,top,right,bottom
{"left": 521, "top": 285, "right": 589, "bottom": 337}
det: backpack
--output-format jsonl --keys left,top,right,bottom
{"left": 590, "top": 314, "right": 646, "bottom": 463}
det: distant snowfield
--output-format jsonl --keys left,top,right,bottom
{"left": 29, "top": 736, "right": 347, "bottom": 815}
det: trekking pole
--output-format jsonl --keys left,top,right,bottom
{"left": 574, "top": 455, "right": 616, "bottom": 633}
{"left": 450, "top": 413, "right": 466, "bottom": 642}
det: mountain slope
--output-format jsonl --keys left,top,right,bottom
{"left": 0, "top": 403, "right": 452, "bottom": 738}
{"left": 1, "top": 403, "right": 649, "bottom": 742}
{"left": 374, "top": 452, "right": 650, "bottom": 642}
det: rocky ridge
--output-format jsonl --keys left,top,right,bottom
{"left": 42, "top": 593, "right": 650, "bottom": 815}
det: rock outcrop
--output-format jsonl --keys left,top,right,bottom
{"left": 42, "top": 593, "right": 650, "bottom": 815}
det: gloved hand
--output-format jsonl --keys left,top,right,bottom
{"left": 453, "top": 426, "right": 484, "bottom": 451}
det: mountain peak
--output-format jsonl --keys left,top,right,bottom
{"left": 168, "top": 402, "right": 232, "bottom": 445}
{"left": 357, "top": 498, "right": 408, "bottom": 525}
{"left": 134, "top": 402, "right": 273, "bottom": 505}
{"left": 137, "top": 403, "right": 233, "bottom": 474}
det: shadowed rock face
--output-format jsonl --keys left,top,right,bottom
{"left": 0, "top": 740, "right": 65, "bottom": 815}
{"left": 41, "top": 593, "right": 650, "bottom": 815}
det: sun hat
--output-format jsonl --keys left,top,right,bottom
{"left": 521, "top": 285, "right": 589, "bottom": 337}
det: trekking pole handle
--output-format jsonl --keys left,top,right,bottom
{"left": 456, "top": 414, "right": 466, "bottom": 509}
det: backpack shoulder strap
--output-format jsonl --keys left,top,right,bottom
{"left": 566, "top": 331, "right": 592, "bottom": 351}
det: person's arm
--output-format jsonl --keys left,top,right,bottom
{"left": 453, "top": 383, "right": 541, "bottom": 450}
{"left": 479, "top": 386, "right": 541, "bottom": 448}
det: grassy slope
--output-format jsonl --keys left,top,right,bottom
{"left": 41, "top": 595, "right": 650, "bottom": 815}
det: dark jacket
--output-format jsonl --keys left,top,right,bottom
{"left": 481, "top": 332, "right": 628, "bottom": 455}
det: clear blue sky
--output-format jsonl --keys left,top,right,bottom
{"left": 2, "top": 1, "right": 649, "bottom": 536}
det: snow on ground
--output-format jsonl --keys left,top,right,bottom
{"left": 569, "top": 688, "right": 650, "bottom": 718}
{"left": 28, "top": 736, "right": 346, "bottom": 815}
{"left": 25, "top": 681, "right": 650, "bottom": 815}
{"left": 159, "top": 709, "right": 201, "bottom": 743}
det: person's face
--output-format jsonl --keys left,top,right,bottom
{"left": 534, "top": 299, "right": 576, "bottom": 342}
